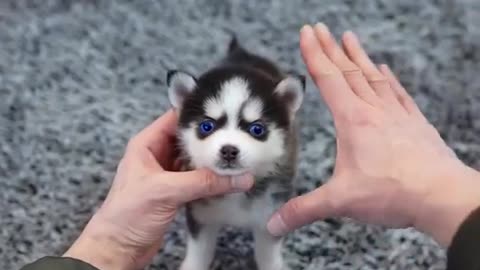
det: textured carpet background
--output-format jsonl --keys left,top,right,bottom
{"left": 1, "top": 0, "right": 480, "bottom": 269}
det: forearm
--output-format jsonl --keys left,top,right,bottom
{"left": 414, "top": 160, "right": 480, "bottom": 247}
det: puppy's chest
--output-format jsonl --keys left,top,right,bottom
{"left": 192, "top": 191, "right": 280, "bottom": 228}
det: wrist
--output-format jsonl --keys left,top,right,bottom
{"left": 63, "top": 216, "right": 136, "bottom": 270}
{"left": 414, "top": 160, "right": 480, "bottom": 247}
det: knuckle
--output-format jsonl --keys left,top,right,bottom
{"left": 396, "top": 93, "right": 406, "bottom": 103}
{"left": 324, "top": 181, "right": 351, "bottom": 215}
{"left": 126, "top": 136, "right": 140, "bottom": 152}
{"left": 403, "top": 95, "right": 416, "bottom": 106}
{"left": 330, "top": 48, "right": 350, "bottom": 64}
{"left": 426, "top": 123, "right": 440, "bottom": 136}
{"left": 340, "top": 106, "right": 381, "bottom": 127}
{"left": 397, "top": 93, "right": 414, "bottom": 108}
{"left": 368, "top": 74, "right": 388, "bottom": 83}
{"left": 119, "top": 149, "right": 136, "bottom": 167}
{"left": 311, "top": 68, "right": 337, "bottom": 81}
{"left": 341, "top": 67, "right": 363, "bottom": 77}
{"left": 117, "top": 156, "right": 128, "bottom": 169}
{"left": 202, "top": 171, "right": 219, "bottom": 194}
{"left": 309, "top": 64, "right": 341, "bottom": 80}
{"left": 335, "top": 108, "right": 355, "bottom": 124}
{"left": 325, "top": 181, "right": 350, "bottom": 215}
{"left": 283, "top": 198, "right": 302, "bottom": 220}
{"left": 369, "top": 78, "right": 390, "bottom": 88}
{"left": 398, "top": 96, "right": 409, "bottom": 110}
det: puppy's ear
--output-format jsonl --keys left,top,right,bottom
{"left": 227, "top": 34, "right": 249, "bottom": 56}
{"left": 228, "top": 35, "right": 240, "bottom": 53}
{"left": 274, "top": 74, "right": 306, "bottom": 114}
{"left": 167, "top": 70, "right": 197, "bottom": 109}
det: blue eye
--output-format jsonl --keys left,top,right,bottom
{"left": 248, "top": 123, "right": 266, "bottom": 138}
{"left": 198, "top": 119, "right": 216, "bottom": 135}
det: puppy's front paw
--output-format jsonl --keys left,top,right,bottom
{"left": 255, "top": 229, "right": 288, "bottom": 270}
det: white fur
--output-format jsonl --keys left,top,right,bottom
{"left": 254, "top": 229, "right": 284, "bottom": 270}
{"left": 183, "top": 187, "right": 286, "bottom": 270}
{"left": 204, "top": 77, "right": 250, "bottom": 119}
{"left": 193, "top": 191, "right": 278, "bottom": 228}
{"left": 180, "top": 226, "right": 219, "bottom": 270}
{"left": 220, "top": 77, "right": 251, "bottom": 121}
{"left": 242, "top": 98, "right": 263, "bottom": 122}
{"left": 203, "top": 97, "right": 224, "bottom": 119}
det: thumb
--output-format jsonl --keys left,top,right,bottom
{"left": 267, "top": 183, "right": 336, "bottom": 236}
{"left": 163, "top": 169, "right": 254, "bottom": 204}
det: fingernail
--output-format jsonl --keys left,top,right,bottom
{"left": 380, "top": 64, "right": 392, "bottom": 75}
{"left": 267, "top": 213, "right": 288, "bottom": 236}
{"left": 314, "top": 23, "right": 332, "bottom": 41}
{"left": 343, "top": 30, "right": 354, "bottom": 40}
{"left": 231, "top": 174, "right": 254, "bottom": 191}
{"left": 314, "top": 22, "right": 329, "bottom": 33}
{"left": 300, "top": 24, "right": 313, "bottom": 34}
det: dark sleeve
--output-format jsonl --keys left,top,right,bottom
{"left": 19, "top": 256, "right": 99, "bottom": 270}
{"left": 447, "top": 206, "right": 480, "bottom": 270}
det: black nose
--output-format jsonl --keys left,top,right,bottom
{"left": 220, "top": 145, "right": 239, "bottom": 162}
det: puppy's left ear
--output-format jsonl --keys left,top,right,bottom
{"left": 167, "top": 70, "right": 197, "bottom": 109}
{"left": 274, "top": 74, "right": 306, "bottom": 114}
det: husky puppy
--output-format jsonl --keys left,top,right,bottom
{"left": 167, "top": 37, "right": 305, "bottom": 270}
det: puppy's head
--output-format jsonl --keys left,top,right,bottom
{"left": 167, "top": 67, "right": 304, "bottom": 176}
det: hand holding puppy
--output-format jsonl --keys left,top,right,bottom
{"left": 63, "top": 110, "right": 253, "bottom": 270}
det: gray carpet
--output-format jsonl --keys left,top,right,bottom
{"left": 2, "top": 0, "right": 480, "bottom": 269}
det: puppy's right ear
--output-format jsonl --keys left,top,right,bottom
{"left": 228, "top": 35, "right": 242, "bottom": 54}
{"left": 167, "top": 70, "right": 197, "bottom": 109}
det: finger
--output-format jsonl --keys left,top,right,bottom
{"left": 379, "top": 64, "right": 426, "bottom": 119}
{"left": 128, "top": 109, "right": 178, "bottom": 167}
{"left": 160, "top": 169, "right": 254, "bottom": 204}
{"left": 267, "top": 184, "right": 335, "bottom": 236}
{"left": 299, "top": 24, "right": 363, "bottom": 117}
{"left": 313, "top": 23, "right": 379, "bottom": 106}
{"left": 129, "top": 145, "right": 164, "bottom": 172}
{"left": 342, "top": 31, "right": 402, "bottom": 107}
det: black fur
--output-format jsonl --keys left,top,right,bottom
{"left": 228, "top": 35, "right": 241, "bottom": 53}
{"left": 238, "top": 118, "right": 269, "bottom": 141}
{"left": 224, "top": 37, "right": 284, "bottom": 82}
{"left": 176, "top": 37, "right": 302, "bottom": 137}
{"left": 166, "top": 69, "right": 179, "bottom": 86}
{"left": 179, "top": 67, "right": 290, "bottom": 129}
{"left": 196, "top": 114, "right": 228, "bottom": 139}
{"left": 185, "top": 203, "right": 201, "bottom": 238}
